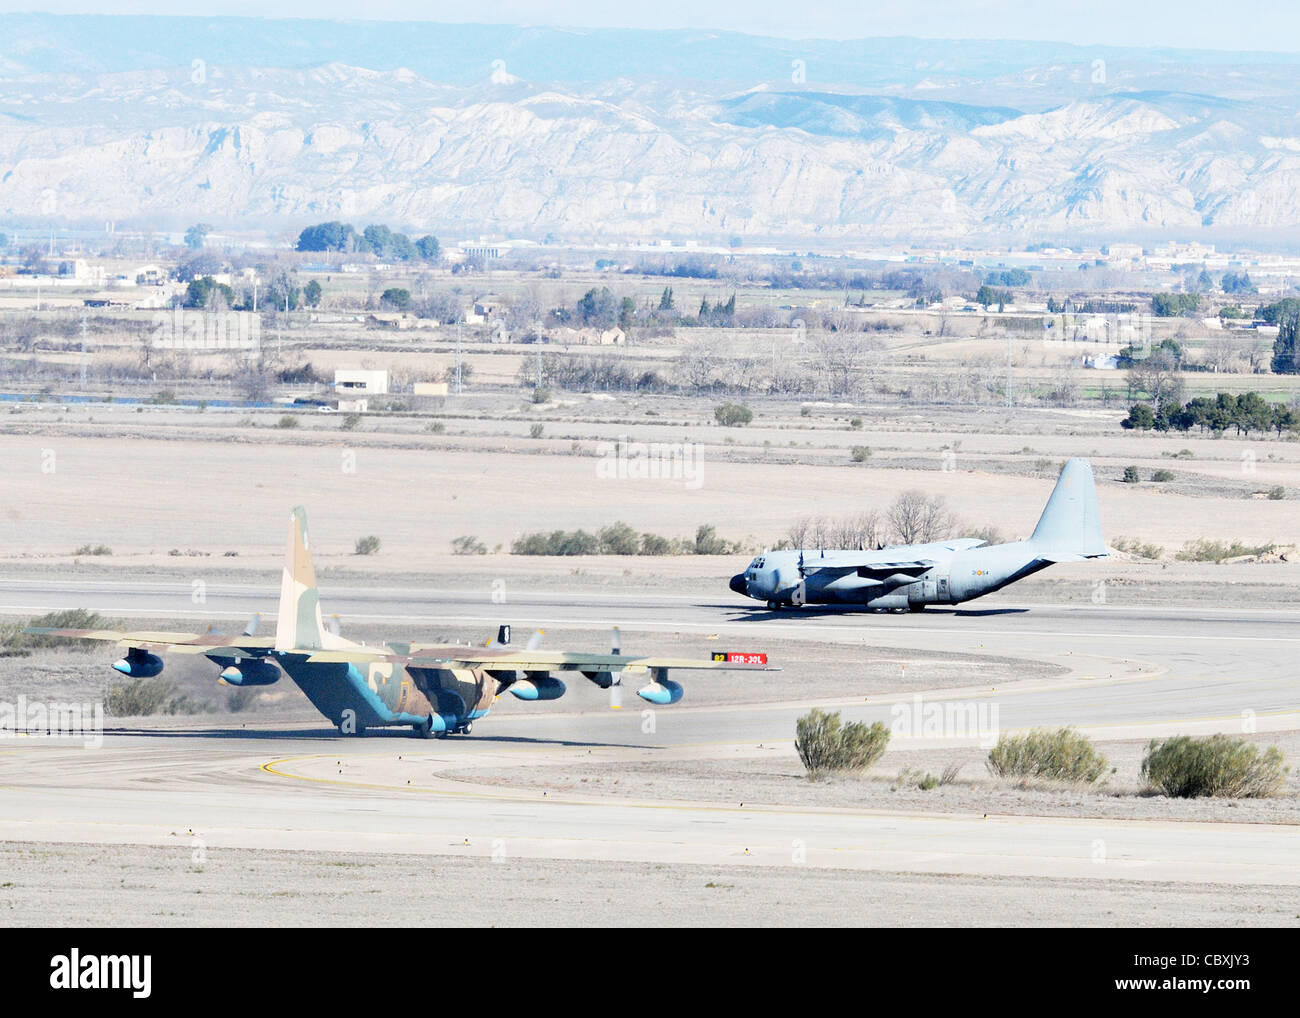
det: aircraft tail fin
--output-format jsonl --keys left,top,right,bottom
{"left": 1030, "top": 459, "right": 1106, "bottom": 558}
{"left": 275, "top": 506, "right": 327, "bottom": 652}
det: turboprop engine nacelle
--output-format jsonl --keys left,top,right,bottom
{"left": 112, "top": 649, "right": 164, "bottom": 679}
{"left": 218, "top": 659, "right": 281, "bottom": 687}
{"left": 637, "top": 678, "right": 683, "bottom": 705}
{"left": 508, "top": 674, "right": 567, "bottom": 701}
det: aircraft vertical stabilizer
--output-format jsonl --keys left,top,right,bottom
{"left": 1030, "top": 458, "right": 1106, "bottom": 559}
{"left": 275, "top": 506, "right": 327, "bottom": 651}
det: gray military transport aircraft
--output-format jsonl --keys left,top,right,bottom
{"left": 729, "top": 458, "right": 1106, "bottom": 611}
{"left": 30, "top": 507, "right": 775, "bottom": 737}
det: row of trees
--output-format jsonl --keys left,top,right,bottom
{"left": 557, "top": 286, "right": 741, "bottom": 331}
{"left": 787, "top": 491, "right": 961, "bottom": 550}
{"left": 295, "top": 221, "right": 440, "bottom": 262}
{"left": 182, "top": 274, "right": 321, "bottom": 311}
{"left": 1151, "top": 292, "right": 1202, "bottom": 317}
{"left": 1121, "top": 391, "right": 1298, "bottom": 436}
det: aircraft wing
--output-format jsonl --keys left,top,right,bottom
{"left": 804, "top": 559, "right": 935, "bottom": 580}
{"left": 23, "top": 628, "right": 277, "bottom": 657}
{"left": 303, "top": 645, "right": 777, "bottom": 672}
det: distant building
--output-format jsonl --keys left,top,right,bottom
{"left": 473, "top": 295, "right": 504, "bottom": 318}
{"left": 366, "top": 312, "right": 421, "bottom": 330}
{"left": 334, "top": 369, "right": 388, "bottom": 396}
{"left": 548, "top": 326, "right": 626, "bottom": 346}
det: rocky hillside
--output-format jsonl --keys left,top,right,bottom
{"left": 2, "top": 16, "right": 1299, "bottom": 243}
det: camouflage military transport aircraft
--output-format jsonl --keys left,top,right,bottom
{"left": 29, "top": 507, "right": 775, "bottom": 737}
{"left": 729, "top": 458, "right": 1106, "bottom": 611}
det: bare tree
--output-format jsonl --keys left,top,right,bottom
{"left": 790, "top": 509, "right": 885, "bottom": 550}
{"left": 1046, "top": 364, "right": 1079, "bottom": 407}
{"left": 813, "top": 330, "right": 872, "bottom": 397}
{"left": 1126, "top": 349, "right": 1185, "bottom": 411}
{"left": 828, "top": 509, "right": 884, "bottom": 550}
{"left": 1202, "top": 335, "right": 1240, "bottom": 374}
{"left": 677, "top": 334, "right": 723, "bottom": 392}
{"left": 887, "top": 491, "right": 955, "bottom": 544}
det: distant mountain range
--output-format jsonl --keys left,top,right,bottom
{"left": 3, "top": 15, "right": 1300, "bottom": 245}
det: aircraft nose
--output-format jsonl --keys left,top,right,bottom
{"left": 728, "top": 573, "right": 748, "bottom": 596}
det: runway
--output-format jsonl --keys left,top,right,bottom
{"left": 0, "top": 577, "right": 1296, "bottom": 895}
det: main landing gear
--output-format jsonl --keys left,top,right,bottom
{"left": 418, "top": 718, "right": 474, "bottom": 739}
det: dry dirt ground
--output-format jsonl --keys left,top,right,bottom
{"left": 0, "top": 398, "right": 1297, "bottom": 563}
{"left": 442, "top": 735, "right": 1300, "bottom": 826}
{"left": 2, "top": 841, "right": 1295, "bottom": 927}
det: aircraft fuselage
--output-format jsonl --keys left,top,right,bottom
{"left": 731, "top": 540, "right": 1054, "bottom": 609}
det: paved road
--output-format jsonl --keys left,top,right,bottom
{"left": 0, "top": 737, "right": 1296, "bottom": 886}
{"left": 0, "top": 578, "right": 1296, "bottom": 888}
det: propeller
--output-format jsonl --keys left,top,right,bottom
{"left": 327, "top": 614, "right": 341, "bottom": 637}
{"left": 242, "top": 612, "right": 261, "bottom": 637}
{"left": 525, "top": 629, "right": 544, "bottom": 651}
{"left": 608, "top": 626, "right": 623, "bottom": 709}
{"left": 797, "top": 549, "right": 806, "bottom": 579}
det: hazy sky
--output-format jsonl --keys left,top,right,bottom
{"left": 5, "top": 1, "right": 1300, "bottom": 53}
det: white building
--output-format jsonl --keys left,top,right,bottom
{"left": 334, "top": 369, "right": 389, "bottom": 396}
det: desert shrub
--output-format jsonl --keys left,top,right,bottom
{"left": 597, "top": 522, "right": 641, "bottom": 556}
{"left": 1175, "top": 539, "right": 1273, "bottom": 563}
{"left": 986, "top": 727, "right": 1107, "bottom": 783}
{"left": 1141, "top": 735, "right": 1287, "bottom": 798}
{"left": 226, "top": 687, "right": 258, "bottom": 713}
{"left": 341, "top": 413, "right": 361, "bottom": 430}
{"left": 529, "top": 423, "right": 545, "bottom": 439}
{"left": 897, "top": 767, "right": 950, "bottom": 790}
{"left": 639, "top": 533, "right": 676, "bottom": 556}
{"left": 1122, "top": 465, "right": 1140, "bottom": 483}
{"left": 714, "top": 402, "right": 753, "bottom": 427}
{"left": 692, "top": 524, "right": 735, "bottom": 555}
{"left": 1267, "top": 486, "right": 1285, "bottom": 500}
{"left": 850, "top": 445, "right": 871, "bottom": 462}
{"left": 849, "top": 418, "right": 863, "bottom": 429}
{"left": 511, "top": 529, "right": 600, "bottom": 556}
{"left": 72, "top": 544, "right": 112, "bottom": 556}
{"left": 426, "top": 420, "right": 446, "bottom": 434}
{"left": 106, "top": 675, "right": 176, "bottom": 717}
{"left": 451, "top": 535, "right": 487, "bottom": 555}
{"left": 1112, "top": 536, "right": 1164, "bottom": 560}
{"left": 795, "top": 708, "right": 890, "bottom": 778}
{"left": 354, "top": 535, "right": 381, "bottom": 556}
{"left": 1151, "top": 469, "right": 1175, "bottom": 482}
{"left": 966, "top": 524, "right": 1007, "bottom": 546}
{"left": 531, "top": 387, "right": 551, "bottom": 404}
{"left": 0, "top": 609, "right": 111, "bottom": 657}
{"left": 277, "top": 415, "right": 299, "bottom": 429}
